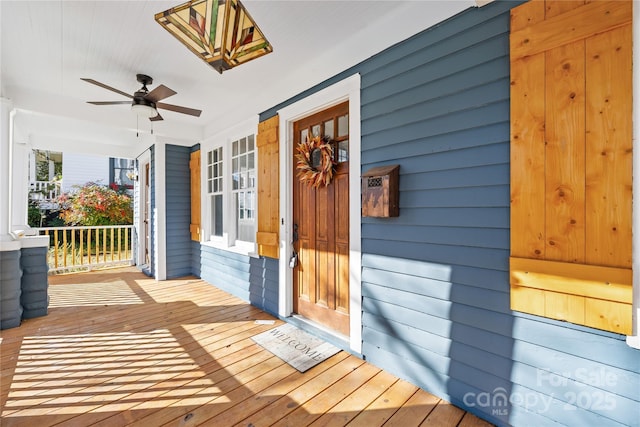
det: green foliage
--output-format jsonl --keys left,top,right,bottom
{"left": 58, "top": 182, "right": 133, "bottom": 226}
{"left": 28, "top": 201, "right": 44, "bottom": 227}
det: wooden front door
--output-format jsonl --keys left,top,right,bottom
{"left": 293, "top": 101, "right": 350, "bottom": 336}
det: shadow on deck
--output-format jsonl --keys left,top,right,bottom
{"left": 0, "top": 267, "right": 491, "bottom": 427}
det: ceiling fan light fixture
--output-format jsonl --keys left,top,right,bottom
{"left": 131, "top": 102, "right": 157, "bottom": 118}
{"left": 155, "top": 0, "right": 272, "bottom": 74}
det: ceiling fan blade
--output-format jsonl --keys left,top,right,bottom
{"left": 156, "top": 102, "right": 202, "bottom": 117}
{"left": 146, "top": 85, "right": 176, "bottom": 103}
{"left": 81, "top": 78, "right": 132, "bottom": 99}
{"left": 150, "top": 112, "right": 163, "bottom": 122}
{"left": 87, "top": 101, "right": 131, "bottom": 105}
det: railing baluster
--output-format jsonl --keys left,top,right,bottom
{"left": 53, "top": 229, "right": 59, "bottom": 269}
{"left": 71, "top": 229, "right": 76, "bottom": 266}
{"left": 62, "top": 229, "right": 68, "bottom": 267}
{"left": 110, "top": 228, "right": 115, "bottom": 262}
{"left": 79, "top": 229, "right": 84, "bottom": 266}
{"left": 92, "top": 228, "right": 96, "bottom": 266}
{"left": 103, "top": 228, "right": 107, "bottom": 263}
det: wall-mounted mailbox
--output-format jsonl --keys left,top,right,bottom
{"left": 361, "top": 164, "right": 399, "bottom": 217}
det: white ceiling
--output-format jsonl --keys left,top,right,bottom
{"left": 1, "top": 0, "right": 475, "bottom": 158}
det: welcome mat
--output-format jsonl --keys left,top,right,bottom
{"left": 251, "top": 323, "right": 341, "bottom": 372}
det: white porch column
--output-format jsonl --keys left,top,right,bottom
{"left": 11, "top": 139, "right": 31, "bottom": 228}
{"left": 0, "top": 98, "right": 16, "bottom": 241}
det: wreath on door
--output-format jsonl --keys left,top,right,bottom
{"left": 295, "top": 135, "right": 336, "bottom": 188}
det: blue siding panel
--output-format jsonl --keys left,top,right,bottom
{"left": 199, "top": 245, "right": 278, "bottom": 314}
{"left": 165, "top": 144, "right": 193, "bottom": 279}
{"left": 191, "top": 241, "right": 201, "bottom": 278}
{"left": 249, "top": 256, "right": 279, "bottom": 316}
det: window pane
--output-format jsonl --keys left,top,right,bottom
{"left": 232, "top": 140, "right": 238, "bottom": 157}
{"left": 324, "top": 120, "right": 334, "bottom": 139}
{"left": 231, "top": 134, "right": 256, "bottom": 243}
{"left": 212, "top": 195, "right": 223, "bottom": 237}
{"left": 338, "top": 140, "right": 349, "bottom": 163}
{"left": 236, "top": 192, "right": 255, "bottom": 242}
{"left": 240, "top": 155, "right": 247, "bottom": 173}
{"left": 232, "top": 172, "right": 239, "bottom": 190}
{"left": 338, "top": 114, "right": 349, "bottom": 137}
{"left": 312, "top": 124, "right": 321, "bottom": 137}
{"left": 301, "top": 129, "right": 308, "bottom": 142}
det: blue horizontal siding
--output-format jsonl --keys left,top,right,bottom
{"left": 199, "top": 245, "right": 278, "bottom": 314}
{"left": 164, "top": 144, "right": 192, "bottom": 279}
{"left": 249, "top": 256, "right": 279, "bottom": 316}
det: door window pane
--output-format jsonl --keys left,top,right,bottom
{"left": 324, "top": 120, "right": 334, "bottom": 139}
{"left": 338, "top": 114, "right": 349, "bottom": 137}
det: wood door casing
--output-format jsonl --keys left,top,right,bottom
{"left": 293, "top": 101, "right": 350, "bottom": 336}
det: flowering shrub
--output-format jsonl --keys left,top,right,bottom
{"left": 58, "top": 182, "right": 133, "bottom": 226}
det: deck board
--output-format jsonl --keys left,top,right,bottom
{"left": 0, "top": 267, "right": 491, "bottom": 427}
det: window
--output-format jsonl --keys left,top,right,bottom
{"left": 232, "top": 135, "right": 256, "bottom": 242}
{"left": 207, "top": 148, "right": 223, "bottom": 238}
{"left": 204, "top": 132, "right": 257, "bottom": 251}
{"left": 110, "top": 158, "right": 136, "bottom": 189}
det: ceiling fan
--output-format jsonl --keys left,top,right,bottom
{"left": 82, "top": 74, "right": 201, "bottom": 121}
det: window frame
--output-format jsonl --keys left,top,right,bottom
{"left": 201, "top": 117, "right": 259, "bottom": 256}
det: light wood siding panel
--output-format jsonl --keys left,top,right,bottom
{"left": 509, "top": 0, "right": 632, "bottom": 335}
{"left": 510, "top": 53, "right": 545, "bottom": 259}
{"left": 256, "top": 2, "right": 639, "bottom": 426}
{"left": 165, "top": 144, "right": 193, "bottom": 279}
{"left": 189, "top": 150, "right": 201, "bottom": 241}
{"left": 585, "top": 25, "right": 633, "bottom": 267}
{"left": 256, "top": 115, "right": 279, "bottom": 259}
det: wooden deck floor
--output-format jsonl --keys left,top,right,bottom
{"left": 1, "top": 267, "right": 491, "bottom": 427}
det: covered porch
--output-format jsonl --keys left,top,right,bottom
{"left": 0, "top": 267, "right": 490, "bottom": 427}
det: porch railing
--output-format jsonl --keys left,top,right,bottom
{"left": 34, "top": 225, "right": 134, "bottom": 273}
{"left": 30, "top": 180, "right": 62, "bottom": 201}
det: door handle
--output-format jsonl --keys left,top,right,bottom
{"left": 293, "top": 224, "right": 299, "bottom": 242}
